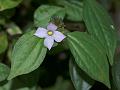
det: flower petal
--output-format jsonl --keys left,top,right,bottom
{"left": 53, "top": 31, "right": 66, "bottom": 42}
{"left": 44, "top": 36, "right": 54, "bottom": 50}
{"left": 34, "top": 27, "right": 47, "bottom": 38}
{"left": 47, "top": 23, "right": 57, "bottom": 31}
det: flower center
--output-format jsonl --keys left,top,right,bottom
{"left": 47, "top": 30, "right": 53, "bottom": 36}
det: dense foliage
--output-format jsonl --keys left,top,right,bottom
{"left": 0, "top": 0, "right": 120, "bottom": 90}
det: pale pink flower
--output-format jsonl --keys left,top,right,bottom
{"left": 34, "top": 23, "right": 66, "bottom": 50}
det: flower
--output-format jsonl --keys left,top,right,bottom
{"left": 34, "top": 23, "right": 66, "bottom": 50}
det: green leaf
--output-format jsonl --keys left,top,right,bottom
{"left": 0, "top": 63, "right": 10, "bottom": 82}
{"left": 83, "top": 0, "right": 117, "bottom": 65}
{"left": 0, "top": 0, "right": 22, "bottom": 11}
{"left": 0, "top": 33, "right": 8, "bottom": 54}
{"left": 34, "top": 5, "right": 65, "bottom": 27}
{"left": 6, "top": 23, "right": 22, "bottom": 36}
{"left": 8, "top": 30, "right": 47, "bottom": 80}
{"left": 67, "top": 32, "right": 110, "bottom": 88}
{"left": 51, "top": 0, "right": 83, "bottom": 21}
{"left": 69, "top": 59, "right": 94, "bottom": 90}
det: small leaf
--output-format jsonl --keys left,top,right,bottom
{"left": 83, "top": 0, "right": 117, "bottom": 65}
{"left": 51, "top": 0, "right": 83, "bottom": 21}
{"left": 0, "top": 0, "right": 22, "bottom": 11}
{"left": 6, "top": 23, "right": 22, "bottom": 36}
{"left": 34, "top": 5, "right": 65, "bottom": 27}
{"left": 0, "top": 63, "right": 10, "bottom": 82}
{"left": 0, "top": 33, "right": 8, "bottom": 54}
{"left": 69, "top": 59, "right": 94, "bottom": 90}
{"left": 67, "top": 32, "right": 110, "bottom": 88}
{"left": 8, "top": 30, "right": 47, "bottom": 80}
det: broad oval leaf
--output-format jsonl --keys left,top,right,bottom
{"left": 0, "top": 63, "right": 10, "bottom": 81}
{"left": 51, "top": 0, "right": 83, "bottom": 21}
{"left": 67, "top": 32, "right": 110, "bottom": 88}
{"left": 83, "top": 0, "right": 117, "bottom": 65}
{"left": 69, "top": 59, "right": 94, "bottom": 90}
{"left": 8, "top": 31, "right": 47, "bottom": 80}
{"left": 0, "top": 0, "right": 22, "bottom": 11}
{"left": 34, "top": 5, "right": 65, "bottom": 27}
{"left": 0, "top": 33, "right": 8, "bottom": 54}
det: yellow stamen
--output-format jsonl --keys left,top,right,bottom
{"left": 47, "top": 30, "right": 53, "bottom": 36}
